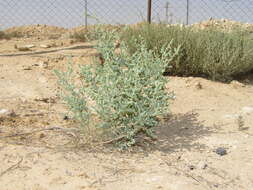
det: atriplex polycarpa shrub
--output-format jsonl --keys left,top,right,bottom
{"left": 121, "top": 23, "right": 253, "bottom": 82}
{"left": 55, "top": 26, "right": 180, "bottom": 149}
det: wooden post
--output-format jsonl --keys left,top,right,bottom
{"left": 147, "top": 0, "right": 152, "bottom": 23}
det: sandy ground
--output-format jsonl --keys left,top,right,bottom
{"left": 0, "top": 23, "right": 253, "bottom": 190}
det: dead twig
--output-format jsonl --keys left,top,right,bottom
{"left": 162, "top": 158, "right": 213, "bottom": 190}
{"left": 0, "top": 126, "right": 79, "bottom": 139}
{"left": 0, "top": 157, "right": 23, "bottom": 178}
{"left": 100, "top": 135, "right": 126, "bottom": 145}
{"left": 89, "top": 167, "right": 124, "bottom": 187}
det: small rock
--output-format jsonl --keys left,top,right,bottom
{"left": 0, "top": 109, "right": 9, "bottom": 115}
{"left": 215, "top": 147, "right": 227, "bottom": 156}
{"left": 39, "top": 133, "right": 46, "bottom": 139}
{"left": 69, "top": 39, "right": 74, "bottom": 44}
{"left": 65, "top": 170, "right": 73, "bottom": 177}
{"left": 242, "top": 106, "right": 253, "bottom": 114}
{"left": 40, "top": 44, "right": 51, "bottom": 48}
{"left": 230, "top": 80, "right": 245, "bottom": 88}
{"left": 0, "top": 109, "right": 16, "bottom": 117}
{"left": 213, "top": 184, "right": 219, "bottom": 188}
{"left": 25, "top": 44, "right": 35, "bottom": 48}
{"left": 32, "top": 63, "right": 40, "bottom": 67}
{"left": 197, "top": 161, "right": 208, "bottom": 169}
{"left": 188, "top": 165, "right": 196, "bottom": 170}
{"left": 195, "top": 82, "right": 202, "bottom": 89}
{"left": 244, "top": 79, "right": 250, "bottom": 84}
{"left": 34, "top": 97, "right": 56, "bottom": 103}
{"left": 18, "top": 47, "right": 31, "bottom": 51}
{"left": 23, "top": 66, "right": 32, "bottom": 70}
{"left": 41, "top": 62, "right": 49, "bottom": 69}
{"left": 63, "top": 115, "right": 70, "bottom": 120}
{"left": 32, "top": 61, "right": 48, "bottom": 69}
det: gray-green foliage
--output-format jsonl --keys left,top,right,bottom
{"left": 55, "top": 26, "right": 179, "bottom": 148}
{"left": 54, "top": 61, "right": 91, "bottom": 129}
{"left": 121, "top": 23, "right": 253, "bottom": 82}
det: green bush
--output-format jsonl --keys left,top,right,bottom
{"left": 121, "top": 23, "right": 253, "bottom": 81}
{"left": 55, "top": 27, "right": 179, "bottom": 148}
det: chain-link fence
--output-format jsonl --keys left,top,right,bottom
{"left": 0, "top": 0, "right": 252, "bottom": 29}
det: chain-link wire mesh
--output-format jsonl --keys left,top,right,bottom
{"left": 152, "top": 0, "right": 253, "bottom": 25}
{"left": 0, "top": 0, "right": 88, "bottom": 29}
{"left": 0, "top": 0, "right": 252, "bottom": 29}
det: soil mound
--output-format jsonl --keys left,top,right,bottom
{"left": 4, "top": 24, "right": 67, "bottom": 39}
{"left": 192, "top": 19, "right": 253, "bottom": 31}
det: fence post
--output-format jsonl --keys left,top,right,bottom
{"left": 85, "top": 0, "right": 88, "bottom": 28}
{"left": 147, "top": 0, "right": 152, "bottom": 23}
{"left": 186, "top": 0, "right": 189, "bottom": 25}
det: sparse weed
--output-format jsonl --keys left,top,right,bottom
{"left": 70, "top": 24, "right": 123, "bottom": 42}
{"left": 70, "top": 31, "right": 88, "bottom": 42}
{"left": 237, "top": 115, "right": 244, "bottom": 130}
{"left": 237, "top": 115, "right": 249, "bottom": 131}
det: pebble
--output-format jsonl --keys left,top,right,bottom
{"left": 0, "top": 109, "right": 16, "bottom": 117}
{"left": 63, "top": 115, "right": 70, "bottom": 120}
{"left": 40, "top": 44, "right": 51, "bottom": 48}
{"left": 230, "top": 80, "right": 245, "bottom": 88}
{"left": 24, "top": 44, "right": 35, "bottom": 48}
{"left": 34, "top": 97, "right": 56, "bottom": 103}
{"left": 215, "top": 147, "right": 227, "bottom": 156}
{"left": 23, "top": 66, "right": 32, "bottom": 70}
{"left": 242, "top": 106, "right": 253, "bottom": 114}
{"left": 32, "top": 61, "right": 48, "bottom": 69}
{"left": 195, "top": 82, "right": 203, "bottom": 89}
{"left": 188, "top": 165, "right": 196, "bottom": 170}
{"left": 18, "top": 47, "right": 31, "bottom": 51}
{"left": 197, "top": 161, "right": 208, "bottom": 169}
{"left": 0, "top": 109, "right": 9, "bottom": 115}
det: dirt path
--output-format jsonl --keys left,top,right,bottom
{"left": 0, "top": 35, "right": 253, "bottom": 190}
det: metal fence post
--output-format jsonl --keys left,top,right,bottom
{"left": 147, "top": 0, "right": 152, "bottom": 23}
{"left": 186, "top": 0, "right": 189, "bottom": 25}
{"left": 85, "top": 0, "right": 88, "bottom": 28}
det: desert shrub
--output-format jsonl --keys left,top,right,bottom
{"left": 0, "top": 30, "right": 22, "bottom": 40}
{"left": 70, "top": 24, "right": 124, "bottom": 42}
{"left": 0, "top": 31, "right": 5, "bottom": 39}
{"left": 55, "top": 27, "right": 179, "bottom": 148}
{"left": 121, "top": 23, "right": 253, "bottom": 81}
{"left": 70, "top": 31, "right": 88, "bottom": 42}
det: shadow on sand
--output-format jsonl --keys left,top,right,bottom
{"left": 152, "top": 111, "right": 213, "bottom": 153}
